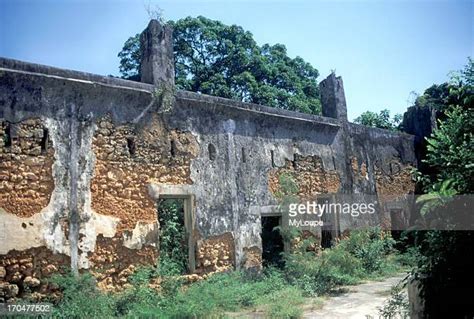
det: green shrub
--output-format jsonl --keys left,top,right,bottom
{"left": 49, "top": 272, "right": 115, "bottom": 319}
{"left": 378, "top": 284, "right": 409, "bottom": 319}
{"left": 130, "top": 269, "right": 290, "bottom": 318}
{"left": 158, "top": 199, "right": 188, "bottom": 275}
{"left": 283, "top": 227, "right": 400, "bottom": 296}
{"left": 114, "top": 267, "right": 163, "bottom": 317}
{"left": 157, "top": 258, "right": 185, "bottom": 296}
{"left": 394, "top": 247, "right": 422, "bottom": 268}
{"left": 338, "top": 227, "right": 395, "bottom": 273}
{"left": 284, "top": 245, "right": 362, "bottom": 296}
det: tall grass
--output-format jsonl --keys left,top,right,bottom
{"left": 49, "top": 228, "right": 409, "bottom": 318}
{"left": 283, "top": 227, "right": 399, "bottom": 296}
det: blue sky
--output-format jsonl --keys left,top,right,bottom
{"left": 0, "top": 0, "right": 472, "bottom": 120}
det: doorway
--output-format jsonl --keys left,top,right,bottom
{"left": 261, "top": 215, "right": 285, "bottom": 268}
{"left": 157, "top": 196, "right": 195, "bottom": 274}
{"left": 390, "top": 208, "right": 405, "bottom": 242}
{"left": 319, "top": 195, "right": 338, "bottom": 248}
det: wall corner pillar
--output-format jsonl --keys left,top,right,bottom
{"left": 319, "top": 72, "right": 348, "bottom": 122}
{"left": 140, "top": 19, "right": 175, "bottom": 87}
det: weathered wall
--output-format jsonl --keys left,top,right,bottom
{"left": 348, "top": 123, "right": 417, "bottom": 229}
{"left": 0, "top": 119, "right": 54, "bottom": 218}
{"left": 268, "top": 154, "right": 341, "bottom": 199}
{"left": 0, "top": 19, "right": 419, "bottom": 299}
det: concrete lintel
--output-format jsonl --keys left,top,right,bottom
{"left": 148, "top": 184, "right": 194, "bottom": 200}
{"left": 249, "top": 205, "right": 281, "bottom": 216}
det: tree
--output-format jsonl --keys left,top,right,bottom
{"left": 413, "top": 83, "right": 451, "bottom": 111}
{"left": 118, "top": 34, "right": 141, "bottom": 81}
{"left": 409, "top": 58, "right": 474, "bottom": 318}
{"left": 424, "top": 106, "right": 474, "bottom": 192}
{"left": 414, "top": 57, "right": 474, "bottom": 113}
{"left": 418, "top": 58, "right": 474, "bottom": 192}
{"left": 353, "top": 109, "right": 402, "bottom": 130}
{"left": 118, "top": 16, "right": 321, "bottom": 114}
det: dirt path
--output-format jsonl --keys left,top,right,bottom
{"left": 303, "top": 274, "right": 407, "bottom": 319}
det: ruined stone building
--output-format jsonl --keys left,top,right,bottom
{"left": 0, "top": 20, "right": 420, "bottom": 296}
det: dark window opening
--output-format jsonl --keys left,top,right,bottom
{"left": 127, "top": 137, "right": 136, "bottom": 156}
{"left": 320, "top": 197, "right": 335, "bottom": 249}
{"left": 261, "top": 216, "right": 284, "bottom": 268}
{"left": 241, "top": 147, "right": 246, "bottom": 163}
{"left": 157, "top": 198, "right": 188, "bottom": 274}
{"left": 321, "top": 228, "right": 333, "bottom": 249}
{"left": 390, "top": 209, "right": 404, "bottom": 242}
{"left": 4, "top": 123, "right": 11, "bottom": 148}
{"left": 208, "top": 143, "right": 216, "bottom": 161}
{"left": 170, "top": 140, "right": 177, "bottom": 157}
{"left": 270, "top": 150, "right": 275, "bottom": 167}
{"left": 41, "top": 128, "right": 49, "bottom": 154}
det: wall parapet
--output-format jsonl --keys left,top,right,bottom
{"left": 176, "top": 90, "right": 342, "bottom": 127}
{"left": 0, "top": 57, "right": 419, "bottom": 140}
{"left": 0, "top": 57, "right": 154, "bottom": 92}
{"left": 0, "top": 57, "right": 343, "bottom": 129}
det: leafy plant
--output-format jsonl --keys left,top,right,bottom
{"left": 378, "top": 284, "right": 409, "bottom": 319}
{"left": 283, "top": 228, "right": 398, "bottom": 296}
{"left": 158, "top": 199, "right": 188, "bottom": 275}
{"left": 416, "top": 179, "right": 458, "bottom": 217}
{"left": 49, "top": 272, "right": 115, "bottom": 319}
{"left": 405, "top": 58, "right": 474, "bottom": 318}
{"left": 338, "top": 228, "right": 395, "bottom": 273}
{"left": 423, "top": 105, "right": 473, "bottom": 193}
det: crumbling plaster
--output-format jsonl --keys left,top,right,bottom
{"left": 0, "top": 20, "right": 422, "bottom": 299}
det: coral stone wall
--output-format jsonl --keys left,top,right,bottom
{"left": 91, "top": 115, "right": 198, "bottom": 232}
{"left": 0, "top": 55, "right": 422, "bottom": 298}
{"left": 195, "top": 232, "right": 235, "bottom": 275}
{"left": 375, "top": 163, "right": 416, "bottom": 201}
{"left": 268, "top": 154, "right": 341, "bottom": 198}
{"left": 0, "top": 119, "right": 54, "bottom": 217}
{"left": 375, "top": 162, "right": 416, "bottom": 228}
{"left": 88, "top": 114, "right": 199, "bottom": 288}
{"left": 0, "top": 118, "right": 65, "bottom": 301}
{"left": 88, "top": 235, "right": 158, "bottom": 291}
{"left": 0, "top": 247, "right": 69, "bottom": 302}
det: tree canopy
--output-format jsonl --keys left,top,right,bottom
{"left": 353, "top": 109, "right": 402, "bottom": 130}
{"left": 118, "top": 16, "right": 321, "bottom": 114}
{"left": 413, "top": 57, "right": 473, "bottom": 113}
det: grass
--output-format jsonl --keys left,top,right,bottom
{"left": 47, "top": 228, "right": 415, "bottom": 318}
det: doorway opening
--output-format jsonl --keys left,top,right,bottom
{"left": 261, "top": 215, "right": 285, "bottom": 268}
{"left": 390, "top": 208, "right": 405, "bottom": 242}
{"left": 321, "top": 228, "right": 333, "bottom": 249}
{"left": 319, "top": 195, "right": 339, "bottom": 249}
{"left": 157, "top": 198, "right": 189, "bottom": 274}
